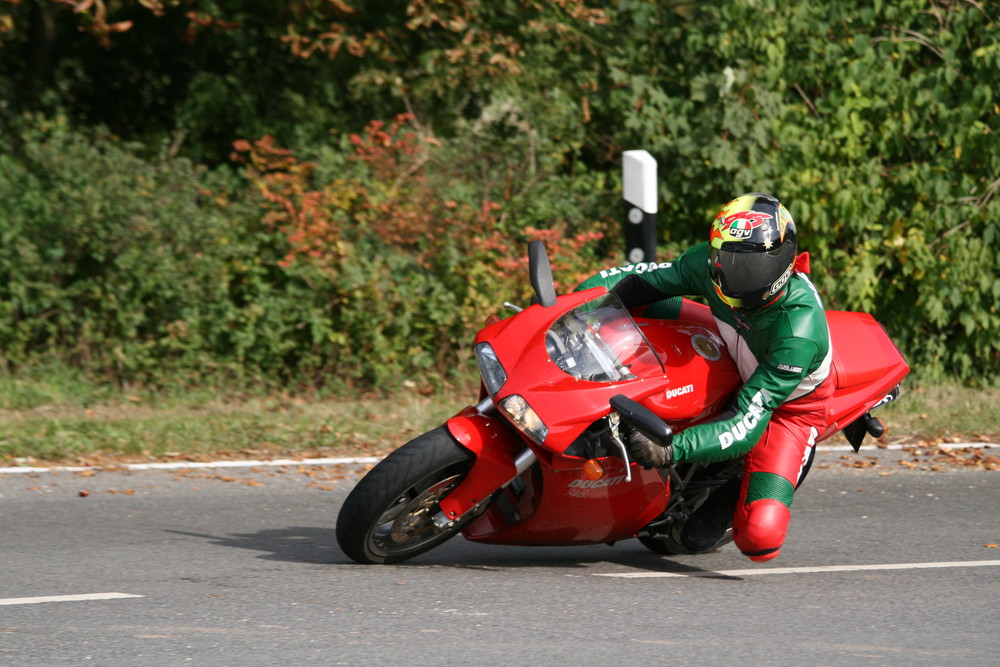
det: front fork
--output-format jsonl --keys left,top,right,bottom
{"left": 433, "top": 398, "right": 537, "bottom": 530}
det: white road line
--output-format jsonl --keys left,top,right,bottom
{"left": 821, "top": 442, "right": 998, "bottom": 453}
{"left": 0, "top": 442, "right": 995, "bottom": 476}
{"left": 0, "top": 456, "right": 382, "bottom": 475}
{"left": 0, "top": 592, "right": 145, "bottom": 606}
{"left": 593, "top": 559, "right": 1000, "bottom": 579}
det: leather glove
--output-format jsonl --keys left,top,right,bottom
{"left": 626, "top": 430, "right": 673, "bottom": 469}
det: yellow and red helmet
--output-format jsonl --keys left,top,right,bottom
{"left": 708, "top": 193, "right": 797, "bottom": 309}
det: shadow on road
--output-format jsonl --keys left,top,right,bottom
{"left": 166, "top": 526, "right": 744, "bottom": 579}
{"left": 167, "top": 526, "right": 341, "bottom": 564}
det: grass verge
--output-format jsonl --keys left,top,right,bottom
{"left": 0, "top": 372, "right": 995, "bottom": 467}
{"left": 0, "top": 371, "right": 476, "bottom": 466}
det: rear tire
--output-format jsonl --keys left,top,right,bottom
{"left": 638, "top": 526, "right": 733, "bottom": 556}
{"left": 638, "top": 461, "right": 740, "bottom": 556}
{"left": 336, "top": 427, "right": 477, "bottom": 564}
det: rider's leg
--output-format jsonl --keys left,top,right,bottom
{"left": 731, "top": 387, "right": 830, "bottom": 562}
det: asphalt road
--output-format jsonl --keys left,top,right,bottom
{"left": 1, "top": 447, "right": 998, "bottom": 666}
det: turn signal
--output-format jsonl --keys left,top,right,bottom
{"left": 484, "top": 314, "right": 502, "bottom": 326}
{"left": 582, "top": 459, "right": 604, "bottom": 481}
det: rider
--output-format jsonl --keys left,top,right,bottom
{"left": 577, "top": 192, "right": 832, "bottom": 562}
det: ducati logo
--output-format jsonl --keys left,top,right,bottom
{"left": 664, "top": 384, "right": 695, "bottom": 400}
{"left": 564, "top": 474, "right": 629, "bottom": 497}
{"left": 568, "top": 475, "right": 628, "bottom": 489}
{"left": 718, "top": 389, "right": 769, "bottom": 449}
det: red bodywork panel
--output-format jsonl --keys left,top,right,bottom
{"left": 438, "top": 408, "right": 519, "bottom": 520}
{"left": 820, "top": 310, "right": 909, "bottom": 440}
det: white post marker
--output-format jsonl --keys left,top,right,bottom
{"left": 622, "top": 149, "right": 658, "bottom": 263}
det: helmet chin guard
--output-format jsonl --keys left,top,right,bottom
{"left": 708, "top": 193, "right": 797, "bottom": 310}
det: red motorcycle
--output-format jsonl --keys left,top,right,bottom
{"left": 336, "top": 242, "right": 909, "bottom": 564}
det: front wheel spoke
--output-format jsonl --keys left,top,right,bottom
{"left": 370, "top": 497, "right": 441, "bottom": 553}
{"left": 364, "top": 471, "right": 469, "bottom": 557}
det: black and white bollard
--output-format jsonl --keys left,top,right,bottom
{"left": 621, "top": 149, "right": 658, "bottom": 263}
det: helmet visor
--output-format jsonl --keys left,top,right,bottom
{"left": 709, "top": 242, "right": 794, "bottom": 305}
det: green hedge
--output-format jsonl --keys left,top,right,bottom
{"left": 598, "top": 0, "right": 1000, "bottom": 382}
{"left": 0, "top": 117, "right": 326, "bottom": 387}
{"left": 0, "top": 116, "right": 610, "bottom": 391}
{"left": 0, "top": 0, "right": 997, "bottom": 388}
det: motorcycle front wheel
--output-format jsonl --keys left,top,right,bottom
{"left": 336, "top": 426, "right": 479, "bottom": 564}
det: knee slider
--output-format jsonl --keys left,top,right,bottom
{"left": 733, "top": 498, "right": 790, "bottom": 561}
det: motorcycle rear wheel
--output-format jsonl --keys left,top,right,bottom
{"left": 638, "top": 462, "right": 740, "bottom": 556}
{"left": 336, "top": 426, "right": 479, "bottom": 564}
{"left": 638, "top": 526, "right": 733, "bottom": 556}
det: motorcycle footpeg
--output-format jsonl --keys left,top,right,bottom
{"left": 843, "top": 411, "right": 887, "bottom": 452}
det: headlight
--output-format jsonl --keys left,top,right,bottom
{"left": 474, "top": 342, "right": 507, "bottom": 396}
{"left": 498, "top": 394, "right": 548, "bottom": 444}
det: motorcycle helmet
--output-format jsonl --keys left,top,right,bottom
{"left": 708, "top": 192, "right": 797, "bottom": 310}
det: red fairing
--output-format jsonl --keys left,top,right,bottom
{"left": 820, "top": 311, "right": 909, "bottom": 441}
{"left": 478, "top": 288, "right": 740, "bottom": 453}
{"left": 637, "top": 317, "right": 740, "bottom": 426}
{"left": 438, "top": 409, "right": 520, "bottom": 521}
{"left": 452, "top": 288, "right": 743, "bottom": 545}
{"left": 463, "top": 460, "right": 670, "bottom": 545}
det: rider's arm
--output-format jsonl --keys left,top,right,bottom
{"left": 575, "top": 244, "right": 711, "bottom": 316}
{"left": 670, "top": 336, "right": 822, "bottom": 464}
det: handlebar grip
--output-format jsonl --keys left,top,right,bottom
{"left": 610, "top": 394, "right": 674, "bottom": 447}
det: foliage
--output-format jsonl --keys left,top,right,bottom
{"left": 0, "top": 111, "right": 611, "bottom": 390}
{"left": 232, "top": 113, "right": 613, "bottom": 388}
{"left": 0, "top": 0, "right": 997, "bottom": 387}
{"left": 0, "top": 115, "right": 304, "bottom": 386}
{"left": 589, "top": 0, "right": 1000, "bottom": 382}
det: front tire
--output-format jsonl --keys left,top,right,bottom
{"left": 336, "top": 427, "right": 478, "bottom": 564}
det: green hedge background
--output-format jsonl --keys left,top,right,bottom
{"left": 0, "top": 0, "right": 997, "bottom": 390}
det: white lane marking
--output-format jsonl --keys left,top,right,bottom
{"left": 593, "top": 560, "right": 1000, "bottom": 579}
{"left": 0, "top": 592, "right": 144, "bottom": 606}
{"left": 821, "top": 442, "right": 998, "bottom": 453}
{"left": 0, "top": 442, "right": 995, "bottom": 476}
{"left": 0, "top": 456, "right": 381, "bottom": 475}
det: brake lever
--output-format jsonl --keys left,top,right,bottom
{"left": 608, "top": 412, "right": 632, "bottom": 483}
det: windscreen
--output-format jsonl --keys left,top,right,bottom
{"left": 545, "top": 294, "right": 663, "bottom": 382}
